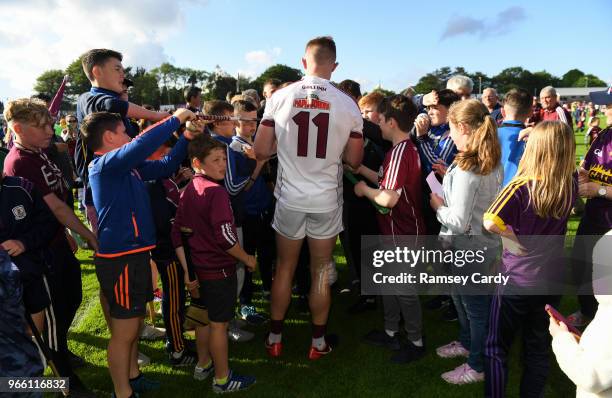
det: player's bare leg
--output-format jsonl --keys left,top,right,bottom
{"left": 307, "top": 236, "right": 336, "bottom": 325}
{"left": 266, "top": 234, "right": 304, "bottom": 356}
{"left": 306, "top": 235, "right": 337, "bottom": 359}
{"left": 269, "top": 234, "right": 304, "bottom": 320}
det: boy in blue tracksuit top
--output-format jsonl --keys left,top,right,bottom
{"left": 80, "top": 108, "right": 200, "bottom": 398}
{"left": 230, "top": 101, "right": 273, "bottom": 323}
{"left": 496, "top": 88, "right": 532, "bottom": 188}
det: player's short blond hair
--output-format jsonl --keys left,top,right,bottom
{"left": 305, "top": 36, "right": 336, "bottom": 64}
{"left": 3, "top": 98, "right": 52, "bottom": 127}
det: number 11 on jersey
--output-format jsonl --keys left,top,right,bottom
{"left": 292, "top": 111, "right": 329, "bottom": 159}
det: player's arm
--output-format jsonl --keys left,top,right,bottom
{"left": 343, "top": 114, "right": 364, "bottom": 169}
{"left": 343, "top": 133, "right": 364, "bottom": 169}
{"left": 43, "top": 193, "right": 98, "bottom": 252}
{"left": 355, "top": 182, "right": 400, "bottom": 208}
{"left": 254, "top": 122, "right": 277, "bottom": 161}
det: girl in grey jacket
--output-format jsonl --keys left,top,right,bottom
{"left": 429, "top": 99, "right": 502, "bottom": 385}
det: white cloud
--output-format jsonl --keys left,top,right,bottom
{"left": 238, "top": 47, "right": 282, "bottom": 79}
{"left": 440, "top": 6, "right": 526, "bottom": 40}
{"left": 0, "top": 0, "right": 207, "bottom": 100}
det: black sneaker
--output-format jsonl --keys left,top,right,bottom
{"left": 363, "top": 329, "right": 401, "bottom": 351}
{"left": 169, "top": 349, "right": 197, "bottom": 367}
{"left": 347, "top": 297, "right": 376, "bottom": 315}
{"left": 424, "top": 295, "right": 450, "bottom": 310}
{"left": 390, "top": 339, "right": 426, "bottom": 364}
{"left": 442, "top": 303, "right": 458, "bottom": 321}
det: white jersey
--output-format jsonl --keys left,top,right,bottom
{"left": 261, "top": 75, "right": 363, "bottom": 213}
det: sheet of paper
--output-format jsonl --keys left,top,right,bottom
{"left": 426, "top": 171, "right": 444, "bottom": 197}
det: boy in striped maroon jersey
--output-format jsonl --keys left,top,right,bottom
{"left": 353, "top": 95, "right": 426, "bottom": 363}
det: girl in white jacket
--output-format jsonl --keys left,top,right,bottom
{"left": 550, "top": 230, "right": 612, "bottom": 397}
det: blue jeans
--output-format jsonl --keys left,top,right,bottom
{"left": 452, "top": 294, "right": 491, "bottom": 373}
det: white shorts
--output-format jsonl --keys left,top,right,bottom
{"left": 272, "top": 202, "right": 343, "bottom": 240}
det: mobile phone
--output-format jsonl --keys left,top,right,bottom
{"left": 545, "top": 304, "right": 582, "bottom": 341}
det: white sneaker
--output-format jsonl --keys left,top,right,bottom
{"left": 137, "top": 351, "right": 151, "bottom": 367}
{"left": 140, "top": 324, "right": 165, "bottom": 340}
{"left": 436, "top": 341, "right": 470, "bottom": 359}
{"left": 441, "top": 363, "right": 484, "bottom": 385}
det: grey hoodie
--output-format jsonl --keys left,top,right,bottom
{"left": 436, "top": 163, "right": 503, "bottom": 250}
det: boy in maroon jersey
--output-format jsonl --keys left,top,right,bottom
{"left": 172, "top": 135, "right": 257, "bottom": 393}
{"left": 353, "top": 95, "right": 426, "bottom": 363}
{"left": 3, "top": 98, "right": 97, "bottom": 395}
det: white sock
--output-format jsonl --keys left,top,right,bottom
{"left": 312, "top": 336, "right": 326, "bottom": 350}
{"left": 268, "top": 332, "right": 282, "bottom": 344}
{"left": 385, "top": 329, "right": 396, "bottom": 337}
{"left": 171, "top": 350, "right": 184, "bottom": 359}
{"left": 411, "top": 338, "right": 423, "bottom": 347}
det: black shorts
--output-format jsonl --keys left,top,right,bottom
{"left": 21, "top": 274, "right": 50, "bottom": 314}
{"left": 199, "top": 273, "right": 237, "bottom": 323}
{"left": 13, "top": 256, "right": 50, "bottom": 314}
{"left": 95, "top": 251, "right": 153, "bottom": 319}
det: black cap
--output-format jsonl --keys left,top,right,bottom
{"left": 589, "top": 85, "right": 612, "bottom": 105}
{"left": 123, "top": 78, "right": 134, "bottom": 88}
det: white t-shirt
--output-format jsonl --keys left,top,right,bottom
{"left": 261, "top": 75, "right": 363, "bottom": 213}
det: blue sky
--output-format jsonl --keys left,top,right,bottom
{"left": 1, "top": 0, "right": 611, "bottom": 101}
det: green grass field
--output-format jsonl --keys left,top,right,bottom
{"left": 61, "top": 118, "right": 605, "bottom": 398}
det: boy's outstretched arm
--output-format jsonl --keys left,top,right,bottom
{"left": 100, "top": 108, "right": 197, "bottom": 176}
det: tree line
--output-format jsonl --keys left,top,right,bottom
{"left": 33, "top": 58, "right": 303, "bottom": 110}
{"left": 33, "top": 57, "right": 606, "bottom": 110}
{"left": 413, "top": 66, "right": 606, "bottom": 96}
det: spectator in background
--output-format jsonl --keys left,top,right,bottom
{"left": 446, "top": 75, "right": 473, "bottom": 100}
{"left": 497, "top": 88, "right": 532, "bottom": 187}
{"left": 574, "top": 102, "right": 585, "bottom": 132}
{"left": 184, "top": 86, "right": 202, "bottom": 113}
{"left": 61, "top": 114, "right": 78, "bottom": 159}
{"left": 400, "top": 87, "right": 416, "bottom": 99}
{"left": 412, "top": 74, "right": 473, "bottom": 113}
{"left": 262, "top": 78, "right": 281, "bottom": 100}
{"left": 526, "top": 96, "right": 542, "bottom": 127}
{"left": 482, "top": 87, "right": 503, "bottom": 124}
{"left": 538, "top": 86, "right": 572, "bottom": 126}
{"left": 481, "top": 88, "right": 501, "bottom": 113}
{"left": 242, "top": 89, "right": 261, "bottom": 110}
{"left": 585, "top": 116, "right": 602, "bottom": 145}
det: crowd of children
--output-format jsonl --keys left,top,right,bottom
{"left": 1, "top": 38, "right": 611, "bottom": 398}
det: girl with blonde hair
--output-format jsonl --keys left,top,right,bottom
{"left": 482, "top": 120, "right": 577, "bottom": 397}
{"left": 430, "top": 99, "right": 503, "bottom": 385}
